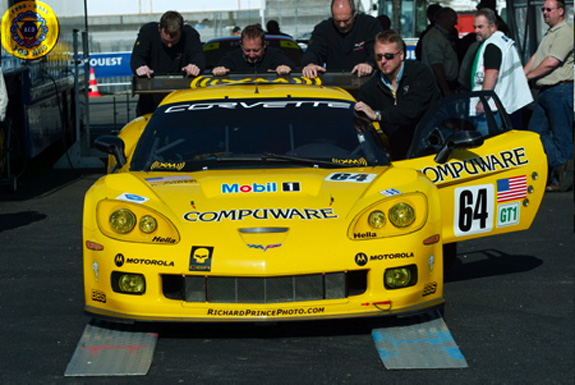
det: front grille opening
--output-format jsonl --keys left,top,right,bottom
{"left": 347, "top": 270, "right": 368, "bottom": 296}
{"left": 163, "top": 276, "right": 184, "bottom": 300}
{"left": 161, "top": 270, "right": 368, "bottom": 304}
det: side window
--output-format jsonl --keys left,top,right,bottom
{"left": 406, "top": 91, "right": 510, "bottom": 159}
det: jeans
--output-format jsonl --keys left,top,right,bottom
{"left": 474, "top": 111, "right": 502, "bottom": 137}
{"left": 527, "top": 83, "right": 574, "bottom": 183}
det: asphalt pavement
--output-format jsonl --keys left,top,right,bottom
{"left": 0, "top": 160, "right": 573, "bottom": 384}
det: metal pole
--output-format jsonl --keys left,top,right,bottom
{"left": 82, "top": 31, "right": 91, "bottom": 149}
{"left": 260, "top": 0, "right": 266, "bottom": 28}
{"left": 392, "top": 0, "right": 402, "bottom": 35}
{"left": 113, "top": 96, "right": 117, "bottom": 131}
{"left": 84, "top": 0, "right": 89, "bottom": 33}
{"left": 126, "top": 93, "right": 131, "bottom": 123}
{"left": 73, "top": 30, "right": 81, "bottom": 143}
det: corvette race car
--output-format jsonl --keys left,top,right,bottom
{"left": 84, "top": 75, "right": 547, "bottom": 322}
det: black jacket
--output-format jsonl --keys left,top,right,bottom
{"left": 130, "top": 22, "right": 205, "bottom": 115}
{"left": 130, "top": 22, "right": 205, "bottom": 74}
{"left": 302, "top": 14, "right": 382, "bottom": 71}
{"left": 216, "top": 46, "right": 295, "bottom": 73}
{"left": 357, "top": 60, "right": 440, "bottom": 160}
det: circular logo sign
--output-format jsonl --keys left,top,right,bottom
{"left": 114, "top": 253, "right": 125, "bottom": 267}
{"left": 354, "top": 252, "right": 368, "bottom": 266}
{"left": 1, "top": 1, "right": 60, "bottom": 60}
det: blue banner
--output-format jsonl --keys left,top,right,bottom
{"left": 89, "top": 52, "right": 132, "bottom": 78}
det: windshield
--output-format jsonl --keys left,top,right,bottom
{"left": 131, "top": 97, "right": 390, "bottom": 172}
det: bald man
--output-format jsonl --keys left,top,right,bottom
{"left": 302, "top": 0, "right": 382, "bottom": 78}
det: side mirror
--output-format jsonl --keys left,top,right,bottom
{"left": 434, "top": 130, "right": 484, "bottom": 164}
{"left": 94, "top": 136, "right": 127, "bottom": 168}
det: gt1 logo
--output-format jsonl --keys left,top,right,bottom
{"left": 454, "top": 184, "right": 494, "bottom": 237}
{"left": 497, "top": 202, "right": 520, "bottom": 227}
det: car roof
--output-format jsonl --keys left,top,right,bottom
{"left": 203, "top": 35, "right": 303, "bottom": 69}
{"left": 203, "top": 34, "right": 299, "bottom": 44}
{"left": 159, "top": 83, "right": 356, "bottom": 106}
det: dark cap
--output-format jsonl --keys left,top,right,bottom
{"left": 477, "top": 0, "right": 496, "bottom": 10}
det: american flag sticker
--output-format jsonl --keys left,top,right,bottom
{"left": 496, "top": 175, "right": 527, "bottom": 203}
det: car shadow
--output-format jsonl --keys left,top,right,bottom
{"left": 0, "top": 211, "right": 47, "bottom": 232}
{"left": 0, "top": 141, "right": 104, "bottom": 201}
{"left": 144, "top": 316, "right": 402, "bottom": 341}
{"left": 0, "top": 168, "right": 93, "bottom": 202}
{"left": 444, "top": 248, "right": 543, "bottom": 283}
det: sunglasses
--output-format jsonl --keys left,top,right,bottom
{"left": 541, "top": 7, "right": 557, "bottom": 12}
{"left": 375, "top": 51, "right": 402, "bottom": 61}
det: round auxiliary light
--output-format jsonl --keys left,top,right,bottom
{"left": 368, "top": 210, "right": 386, "bottom": 229}
{"left": 388, "top": 202, "right": 415, "bottom": 228}
{"left": 118, "top": 274, "right": 146, "bottom": 294}
{"left": 140, "top": 215, "right": 157, "bottom": 234}
{"left": 109, "top": 209, "right": 136, "bottom": 234}
{"left": 385, "top": 268, "right": 412, "bottom": 289}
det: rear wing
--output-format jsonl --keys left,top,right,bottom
{"left": 132, "top": 72, "right": 371, "bottom": 95}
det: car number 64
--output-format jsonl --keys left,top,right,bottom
{"left": 454, "top": 184, "right": 494, "bottom": 237}
{"left": 326, "top": 173, "right": 376, "bottom": 183}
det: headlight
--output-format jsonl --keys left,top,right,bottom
{"left": 140, "top": 215, "right": 157, "bottom": 234}
{"left": 112, "top": 272, "right": 146, "bottom": 294}
{"left": 388, "top": 202, "right": 415, "bottom": 228}
{"left": 97, "top": 200, "right": 180, "bottom": 243}
{"left": 384, "top": 265, "right": 417, "bottom": 289}
{"left": 109, "top": 209, "right": 136, "bottom": 234}
{"left": 368, "top": 210, "right": 386, "bottom": 229}
{"left": 348, "top": 192, "right": 428, "bottom": 240}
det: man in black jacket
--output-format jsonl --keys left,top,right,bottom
{"left": 301, "top": 0, "right": 382, "bottom": 78}
{"left": 131, "top": 11, "right": 205, "bottom": 115}
{"left": 354, "top": 30, "right": 440, "bottom": 160}
{"left": 212, "top": 24, "right": 295, "bottom": 76}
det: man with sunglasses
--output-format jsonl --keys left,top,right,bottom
{"left": 354, "top": 30, "right": 440, "bottom": 160}
{"left": 212, "top": 24, "right": 295, "bottom": 76}
{"left": 301, "top": 0, "right": 382, "bottom": 79}
{"left": 131, "top": 11, "right": 205, "bottom": 116}
{"left": 524, "top": 0, "right": 573, "bottom": 192}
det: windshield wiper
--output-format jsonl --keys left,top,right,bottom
{"left": 261, "top": 153, "right": 358, "bottom": 167}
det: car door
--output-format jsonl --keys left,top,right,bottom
{"left": 393, "top": 91, "right": 547, "bottom": 244}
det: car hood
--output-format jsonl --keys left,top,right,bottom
{"left": 107, "top": 168, "right": 408, "bottom": 221}
{"left": 89, "top": 166, "right": 425, "bottom": 274}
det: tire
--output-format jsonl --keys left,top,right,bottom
{"left": 443, "top": 242, "right": 457, "bottom": 271}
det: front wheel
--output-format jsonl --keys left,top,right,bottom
{"left": 443, "top": 242, "right": 457, "bottom": 271}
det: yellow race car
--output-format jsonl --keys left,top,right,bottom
{"left": 84, "top": 77, "right": 546, "bottom": 323}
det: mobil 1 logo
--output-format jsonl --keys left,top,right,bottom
{"left": 282, "top": 182, "right": 301, "bottom": 192}
{"left": 454, "top": 184, "right": 494, "bottom": 237}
